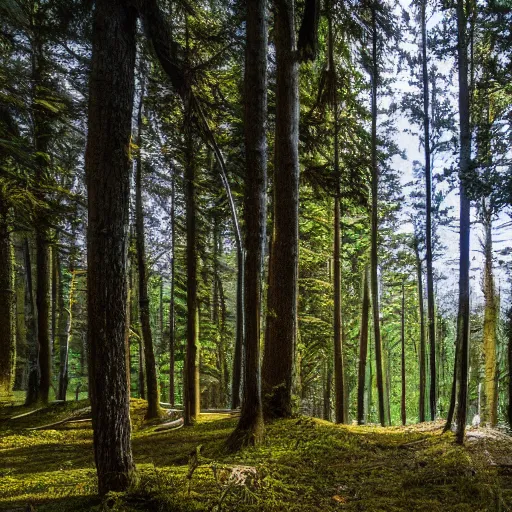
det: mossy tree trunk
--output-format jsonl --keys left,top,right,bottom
{"left": 481, "top": 202, "right": 497, "bottom": 426}
{"left": 0, "top": 200, "right": 15, "bottom": 401}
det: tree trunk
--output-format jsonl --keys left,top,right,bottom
{"left": 135, "top": 78, "right": 160, "bottom": 420}
{"left": 507, "top": 297, "right": 512, "bottom": 427}
{"left": 31, "top": 8, "right": 52, "bottom": 405}
{"left": 401, "top": 282, "right": 406, "bottom": 426}
{"left": 139, "top": 333, "right": 146, "bottom": 399}
{"left": 369, "top": 3, "right": 385, "bottom": 427}
{"left": 262, "top": 0, "right": 299, "bottom": 420}
{"left": 357, "top": 267, "right": 370, "bottom": 425}
{"left": 415, "top": 240, "right": 426, "bottom": 422}
{"left": 85, "top": 0, "right": 136, "bottom": 494}
{"left": 226, "top": 0, "right": 266, "bottom": 450}
{"left": 0, "top": 203, "right": 15, "bottom": 401}
{"left": 169, "top": 165, "right": 176, "bottom": 407}
{"left": 481, "top": 204, "right": 497, "bottom": 426}
{"left": 454, "top": 0, "right": 471, "bottom": 445}
{"left": 333, "top": 194, "right": 346, "bottom": 424}
{"left": 231, "top": 243, "right": 244, "bottom": 410}
{"left": 421, "top": 0, "right": 436, "bottom": 422}
{"left": 184, "top": 91, "right": 200, "bottom": 426}
{"left": 56, "top": 250, "right": 69, "bottom": 401}
{"left": 24, "top": 239, "right": 39, "bottom": 405}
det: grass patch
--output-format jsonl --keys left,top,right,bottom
{"left": 1, "top": 401, "right": 510, "bottom": 511}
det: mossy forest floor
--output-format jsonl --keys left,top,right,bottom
{"left": 1, "top": 399, "right": 512, "bottom": 511}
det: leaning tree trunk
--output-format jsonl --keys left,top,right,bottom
{"left": 0, "top": 201, "right": 15, "bottom": 401}
{"left": 421, "top": 0, "right": 436, "bottom": 421}
{"left": 357, "top": 267, "right": 370, "bottom": 425}
{"left": 262, "top": 0, "right": 300, "bottom": 420}
{"left": 85, "top": 0, "right": 136, "bottom": 494}
{"left": 481, "top": 203, "right": 497, "bottom": 426}
{"left": 453, "top": 0, "right": 471, "bottom": 445}
{"left": 415, "top": 239, "right": 427, "bottom": 422}
{"left": 369, "top": 3, "right": 385, "bottom": 427}
{"left": 135, "top": 79, "right": 160, "bottom": 420}
{"left": 226, "top": 0, "right": 267, "bottom": 450}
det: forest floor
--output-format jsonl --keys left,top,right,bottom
{"left": 1, "top": 399, "right": 512, "bottom": 511}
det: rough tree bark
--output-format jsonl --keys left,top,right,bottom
{"left": 262, "top": 0, "right": 300, "bottom": 420}
{"left": 226, "top": 0, "right": 266, "bottom": 450}
{"left": 85, "top": 0, "right": 136, "bottom": 494}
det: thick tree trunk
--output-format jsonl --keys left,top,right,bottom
{"left": 135, "top": 80, "right": 160, "bottom": 420}
{"left": 0, "top": 204, "right": 15, "bottom": 401}
{"left": 226, "top": 0, "right": 266, "bottom": 450}
{"left": 357, "top": 267, "right": 370, "bottom": 425}
{"left": 454, "top": 0, "right": 471, "bottom": 445}
{"left": 85, "top": 0, "right": 136, "bottom": 494}
{"left": 401, "top": 282, "right": 406, "bottom": 426}
{"left": 184, "top": 92, "right": 200, "bottom": 426}
{"left": 262, "top": 0, "right": 299, "bottom": 420}
{"left": 369, "top": 4, "right": 385, "bottom": 427}
{"left": 415, "top": 240, "right": 426, "bottom": 422}
{"left": 421, "top": 0, "right": 436, "bottom": 421}
{"left": 481, "top": 205, "right": 497, "bottom": 426}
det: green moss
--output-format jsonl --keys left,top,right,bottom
{"left": 0, "top": 402, "right": 509, "bottom": 511}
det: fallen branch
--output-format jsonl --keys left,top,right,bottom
{"left": 5, "top": 407, "right": 45, "bottom": 421}
{"left": 27, "top": 407, "right": 91, "bottom": 430}
{"left": 154, "top": 417, "right": 184, "bottom": 432}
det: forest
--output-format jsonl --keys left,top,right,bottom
{"left": 1, "top": 0, "right": 512, "bottom": 509}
